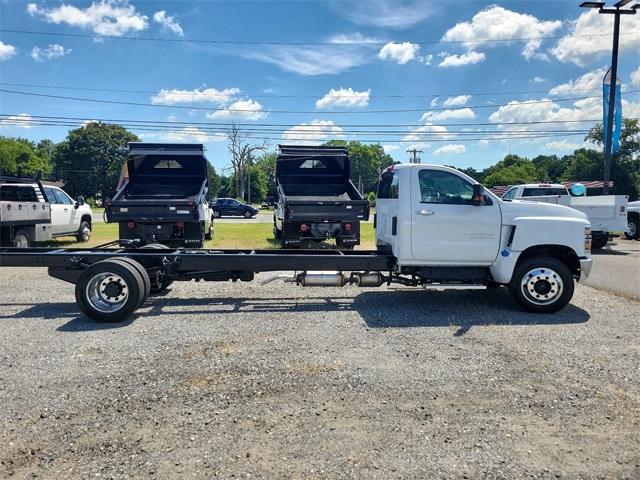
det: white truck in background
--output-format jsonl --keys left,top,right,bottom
{"left": 626, "top": 200, "right": 640, "bottom": 240}
{"left": 0, "top": 176, "right": 93, "bottom": 248}
{"left": 500, "top": 183, "right": 628, "bottom": 249}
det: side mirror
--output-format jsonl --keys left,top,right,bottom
{"left": 75, "top": 195, "right": 85, "bottom": 208}
{"left": 472, "top": 184, "right": 485, "bottom": 206}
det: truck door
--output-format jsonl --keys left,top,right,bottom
{"left": 47, "top": 187, "right": 76, "bottom": 234}
{"left": 411, "top": 168, "right": 501, "bottom": 265}
{"left": 375, "top": 169, "right": 399, "bottom": 250}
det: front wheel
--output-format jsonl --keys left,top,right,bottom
{"left": 76, "top": 220, "right": 91, "bottom": 242}
{"left": 243, "top": 210, "right": 252, "bottom": 219}
{"left": 509, "top": 256, "right": 574, "bottom": 314}
{"left": 625, "top": 217, "right": 639, "bottom": 240}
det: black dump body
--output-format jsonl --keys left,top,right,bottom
{"left": 276, "top": 145, "right": 369, "bottom": 246}
{"left": 105, "top": 143, "right": 209, "bottom": 247}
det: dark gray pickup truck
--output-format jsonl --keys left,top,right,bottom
{"left": 273, "top": 145, "right": 369, "bottom": 248}
{"left": 105, "top": 143, "right": 213, "bottom": 247}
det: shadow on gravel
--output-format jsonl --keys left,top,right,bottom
{"left": 0, "top": 288, "right": 590, "bottom": 335}
{"left": 591, "top": 247, "right": 629, "bottom": 256}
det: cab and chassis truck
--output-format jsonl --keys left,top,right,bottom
{"left": 0, "top": 164, "right": 593, "bottom": 323}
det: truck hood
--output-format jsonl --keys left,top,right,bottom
{"left": 500, "top": 199, "right": 589, "bottom": 224}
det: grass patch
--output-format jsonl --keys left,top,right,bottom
{"left": 44, "top": 221, "right": 376, "bottom": 249}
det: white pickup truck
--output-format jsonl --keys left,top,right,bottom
{"left": 0, "top": 163, "right": 594, "bottom": 321}
{"left": 0, "top": 178, "right": 93, "bottom": 247}
{"left": 501, "top": 183, "right": 628, "bottom": 249}
{"left": 626, "top": 200, "right": 640, "bottom": 240}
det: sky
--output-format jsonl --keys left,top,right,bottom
{"left": 0, "top": 0, "right": 639, "bottom": 172}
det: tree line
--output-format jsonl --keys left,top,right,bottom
{"left": 1, "top": 118, "right": 638, "bottom": 203}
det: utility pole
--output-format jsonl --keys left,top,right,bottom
{"left": 579, "top": 0, "right": 637, "bottom": 194}
{"left": 407, "top": 148, "right": 423, "bottom": 164}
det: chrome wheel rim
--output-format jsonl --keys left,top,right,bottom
{"left": 81, "top": 226, "right": 91, "bottom": 241}
{"left": 15, "top": 235, "right": 28, "bottom": 248}
{"left": 86, "top": 272, "right": 129, "bottom": 313}
{"left": 521, "top": 267, "right": 563, "bottom": 305}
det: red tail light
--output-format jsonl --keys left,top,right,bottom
{"left": 127, "top": 221, "right": 136, "bottom": 229}
{"left": 177, "top": 221, "right": 184, "bottom": 228}
{"left": 300, "top": 224, "right": 309, "bottom": 233}
{"left": 344, "top": 223, "right": 352, "bottom": 232}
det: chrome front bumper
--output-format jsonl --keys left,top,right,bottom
{"left": 578, "top": 257, "right": 593, "bottom": 283}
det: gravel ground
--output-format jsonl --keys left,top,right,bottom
{"left": 0, "top": 264, "right": 639, "bottom": 479}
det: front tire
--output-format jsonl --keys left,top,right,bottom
{"left": 591, "top": 234, "right": 608, "bottom": 249}
{"left": 509, "top": 256, "right": 574, "bottom": 314}
{"left": 76, "top": 220, "right": 91, "bottom": 242}
{"left": 244, "top": 210, "right": 252, "bottom": 219}
{"left": 625, "top": 217, "right": 639, "bottom": 240}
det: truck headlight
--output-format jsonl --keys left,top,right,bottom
{"left": 585, "top": 227, "right": 592, "bottom": 252}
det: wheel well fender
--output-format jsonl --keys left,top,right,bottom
{"left": 80, "top": 214, "right": 92, "bottom": 225}
{"left": 629, "top": 211, "right": 639, "bottom": 221}
{"left": 515, "top": 244, "right": 580, "bottom": 277}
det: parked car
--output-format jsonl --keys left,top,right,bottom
{"left": 260, "top": 196, "right": 275, "bottom": 209}
{"left": 0, "top": 175, "right": 93, "bottom": 247}
{"left": 211, "top": 198, "right": 258, "bottom": 218}
{"left": 626, "top": 200, "right": 639, "bottom": 240}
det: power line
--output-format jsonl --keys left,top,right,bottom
{"left": 1, "top": 88, "right": 629, "bottom": 115}
{"left": 1, "top": 28, "right": 639, "bottom": 46}
{"left": 0, "top": 81, "right": 604, "bottom": 99}
{"left": 0, "top": 113, "right": 607, "bottom": 128}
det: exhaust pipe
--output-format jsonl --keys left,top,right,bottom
{"left": 351, "top": 272, "right": 384, "bottom": 287}
{"left": 296, "top": 272, "right": 348, "bottom": 287}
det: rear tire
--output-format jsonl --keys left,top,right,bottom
{"left": 75, "top": 260, "right": 144, "bottom": 322}
{"left": 76, "top": 220, "right": 91, "bottom": 242}
{"left": 111, "top": 257, "right": 150, "bottom": 308}
{"left": 13, "top": 229, "right": 30, "bottom": 248}
{"left": 625, "top": 217, "right": 639, "bottom": 240}
{"left": 509, "top": 256, "right": 574, "bottom": 314}
{"left": 591, "top": 234, "right": 608, "bottom": 249}
{"left": 273, "top": 219, "right": 282, "bottom": 239}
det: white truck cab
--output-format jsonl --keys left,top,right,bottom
{"left": 376, "top": 164, "right": 592, "bottom": 312}
{"left": 42, "top": 186, "right": 93, "bottom": 242}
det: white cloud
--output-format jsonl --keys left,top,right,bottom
{"left": 433, "top": 144, "right": 465, "bottom": 155}
{"left": 0, "top": 41, "right": 17, "bottom": 60}
{"left": 403, "top": 123, "right": 449, "bottom": 148}
{"left": 430, "top": 97, "right": 439, "bottom": 107}
{"left": 548, "top": 67, "right": 607, "bottom": 96}
{"left": 631, "top": 67, "right": 640, "bottom": 87}
{"left": 153, "top": 10, "right": 183, "bottom": 36}
{"left": 327, "top": 32, "right": 381, "bottom": 45}
{"left": 30, "top": 44, "right": 71, "bottom": 62}
{"left": 443, "top": 95, "right": 470, "bottom": 107}
{"left": 206, "top": 99, "right": 266, "bottom": 121}
{"left": 145, "top": 127, "right": 226, "bottom": 144}
{"left": 315, "top": 87, "right": 370, "bottom": 109}
{"left": 421, "top": 108, "right": 476, "bottom": 122}
{"left": 551, "top": 10, "right": 640, "bottom": 66}
{"left": 532, "top": 76, "right": 545, "bottom": 83}
{"left": 441, "top": 6, "right": 561, "bottom": 61}
{"left": 151, "top": 87, "right": 241, "bottom": 105}
{"left": 377, "top": 42, "right": 419, "bottom": 64}
{"left": 329, "top": 0, "right": 435, "bottom": 29}
{"left": 27, "top": 0, "right": 149, "bottom": 37}
{"left": 438, "top": 51, "right": 485, "bottom": 68}
{"left": 421, "top": 54, "right": 433, "bottom": 66}
{"left": 488, "top": 97, "right": 600, "bottom": 126}
{"left": 545, "top": 140, "right": 583, "bottom": 151}
{"left": 282, "top": 120, "right": 345, "bottom": 145}
{"left": 247, "top": 45, "right": 368, "bottom": 75}
{"left": 382, "top": 144, "right": 400, "bottom": 154}
{"left": 0, "top": 114, "right": 39, "bottom": 129}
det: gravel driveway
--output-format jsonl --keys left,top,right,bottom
{"left": 0, "top": 266, "right": 638, "bottom": 479}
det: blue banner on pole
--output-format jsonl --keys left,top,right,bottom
{"left": 603, "top": 81, "right": 622, "bottom": 155}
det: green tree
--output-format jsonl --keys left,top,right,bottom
{"left": 53, "top": 123, "right": 139, "bottom": 200}
{"left": 255, "top": 151, "right": 277, "bottom": 198}
{"left": 246, "top": 164, "right": 268, "bottom": 203}
{"left": 206, "top": 162, "right": 222, "bottom": 197}
{"left": 0, "top": 136, "right": 52, "bottom": 176}
{"left": 325, "top": 141, "right": 394, "bottom": 194}
{"left": 584, "top": 118, "right": 640, "bottom": 199}
{"left": 531, "top": 154, "right": 567, "bottom": 182}
{"left": 482, "top": 154, "right": 538, "bottom": 187}
{"left": 560, "top": 149, "right": 603, "bottom": 182}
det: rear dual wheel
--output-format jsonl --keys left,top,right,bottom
{"left": 76, "top": 258, "right": 150, "bottom": 322}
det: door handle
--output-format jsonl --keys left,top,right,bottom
{"left": 416, "top": 209, "right": 435, "bottom": 216}
{"left": 63, "top": 208, "right": 69, "bottom": 212}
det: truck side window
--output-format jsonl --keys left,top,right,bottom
{"left": 418, "top": 170, "right": 474, "bottom": 205}
{"left": 53, "top": 189, "right": 74, "bottom": 205}
{"left": 377, "top": 171, "right": 398, "bottom": 199}
{"left": 502, "top": 188, "right": 517, "bottom": 201}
